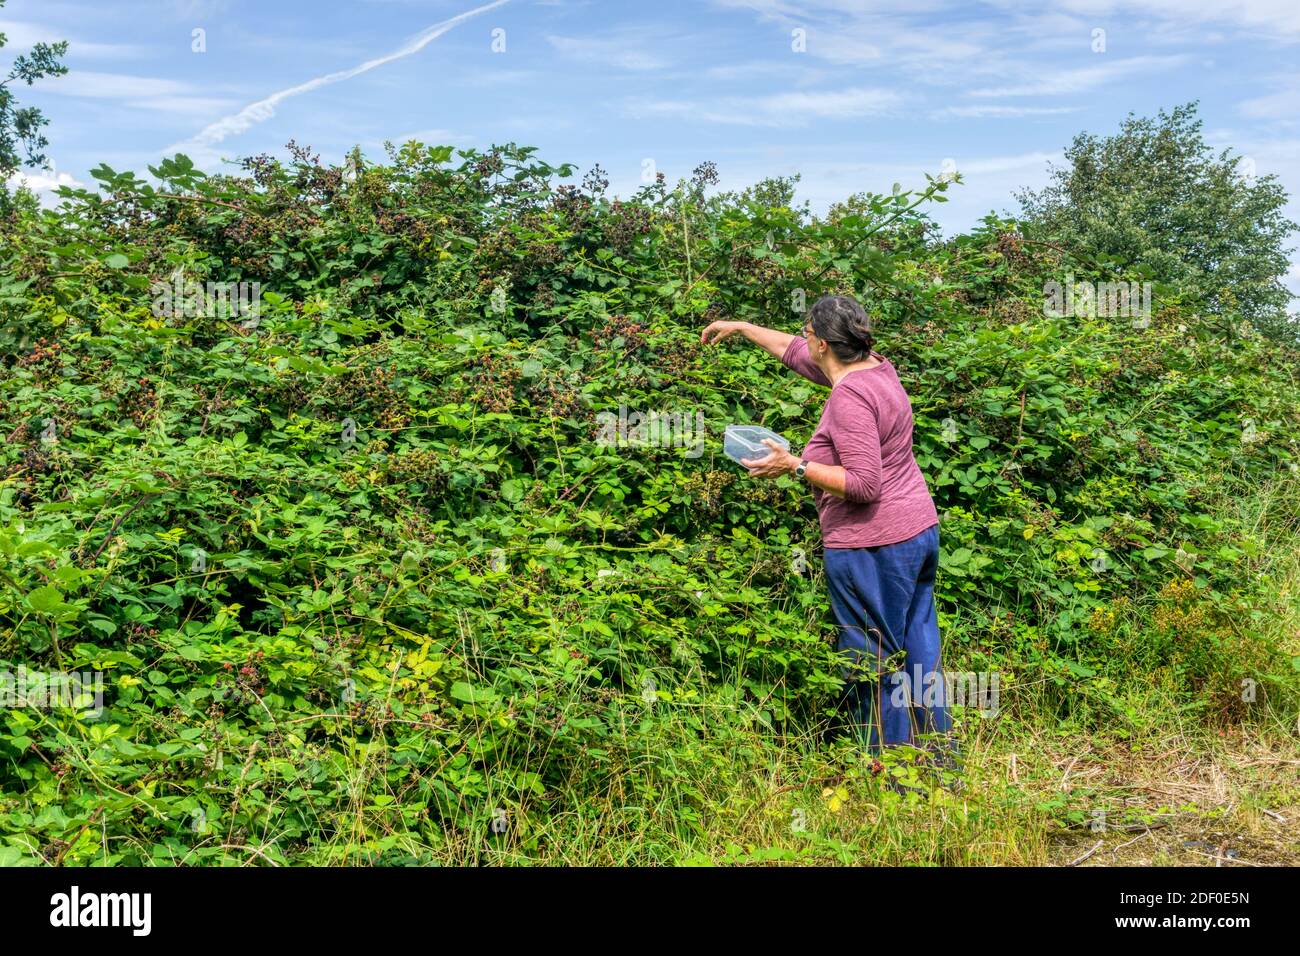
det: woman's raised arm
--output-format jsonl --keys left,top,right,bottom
{"left": 700, "top": 320, "right": 794, "bottom": 360}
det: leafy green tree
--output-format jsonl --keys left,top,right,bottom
{"left": 1017, "top": 102, "right": 1297, "bottom": 340}
{"left": 0, "top": 3, "right": 68, "bottom": 202}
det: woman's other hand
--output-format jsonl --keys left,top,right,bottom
{"left": 742, "top": 439, "right": 798, "bottom": 478}
{"left": 700, "top": 320, "right": 750, "bottom": 345}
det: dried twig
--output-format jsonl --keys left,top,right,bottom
{"left": 220, "top": 843, "right": 281, "bottom": 867}
{"left": 88, "top": 494, "right": 154, "bottom": 563}
{"left": 1059, "top": 755, "right": 1080, "bottom": 791}
{"left": 1067, "top": 840, "right": 1104, "bottom": 866}
{"left": 53, "top": 808, "right": 103, "bottom": 866}
{"left": 132, "top": 191, "right": 257, "bottom": 217}
{"left": 1111, "top": 829, "right": 1152, "bottom": 855}
{"left": 1188, "top": 849, "right": 1261, "bottom": 868}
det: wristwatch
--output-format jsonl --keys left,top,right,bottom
{"left": 794, "top": 458, "right": 809, "bottom": 478}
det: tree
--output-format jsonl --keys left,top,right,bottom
{"left": 0, "top": 3, "right": 68, "bottom": 200}
{"left": 1016, "top": 102, "right": 1297, "bottom": 340}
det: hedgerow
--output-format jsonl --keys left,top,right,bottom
{"left": 0, "top": 139, "right": 1297, "bottom": 864}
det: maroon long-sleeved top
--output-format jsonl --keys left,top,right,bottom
{"left": 781, "top": 336, "right": 938, "bottom": 548}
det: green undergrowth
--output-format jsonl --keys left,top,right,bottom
{"left": 0, "top": 141, "right": 1297, "bottom": 864}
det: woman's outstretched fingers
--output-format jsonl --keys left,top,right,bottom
{"left": 700, "top": 320, "right": 743, "bottom": 344}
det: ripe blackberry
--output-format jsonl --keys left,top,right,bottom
{"left": 526, "top": 376, "right": 589, "bottom": 422}
{"left": 385, "top": 449, "right": 448, "bottom": 490}
{"left": 690, "top": 161, "right": 719, "bottom": 190}
{"left": 120, "top": 377, "right": 158, "bottom": 427}
{"left": 17, "top": 338, "right": 63, "bottom": 377}
{"left": 582, "top": 164, "right": 610, "bottom": 196}
{"left": 729, "top": 251, "right": 784, "bottom": 285}
{"left": 590, "top": 314, "right": 647, "bottom": 354}
{"left": 472, "top": 152, "right": 506, "bottom": 180}
{"left": 551, "top": 184, "right": 592, "bottom": 221}
{"left": 604, "top": 200, "right": 653, "bottom": 252}
{"left": 701, "top": 301, "right": 728, "bottom": 324}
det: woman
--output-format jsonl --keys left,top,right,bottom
{"left": 701, "top": 295, "right": 955, "bottom": 761}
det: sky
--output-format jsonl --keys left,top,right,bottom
{"left": 4, "top": 0, "right": 1300, "bottom": 296}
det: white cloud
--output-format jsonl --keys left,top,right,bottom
{"left": 0, "top": 18, "right": 144, "bottom": 58}
{"left": 29, "top": 70, "right": 238, "bottom": 116}
{"left": 6, "top": 167, "right": 86, "bottom": 205}
{"left": 35, "top": 71, "right": 191, "bottom": 99}
{"left": 168, "top": 0, "right": 234, "bottom": 16}
{"left": 7, "top": 169, "right": 83, "bottom": 190}
{"left": 459, "top": 68, "right": 539, "bottom": 87}
{"left": 546, "top": 32, "right": 672, "bottom": 71}
{"left": 759, "top": 87, "right": 901, "bottom": 118}
{"left": 1045, "top": 0, "right": 1300, "bottom": 38}
{"left": 705, "top": 61, "right": 784, "bottom": 81}
{"left": 801, "top": 150, "right": 1058, "bottom": 182}
{"left": 709, "top": 1, "right": 1006, "bottom": 81}
{"left": 969, "top": 55, "right": 1189, "bottom": 97}
{"left": 811, "top": 27, "right": 986, "bottom": 69}
{"left": 164, "top": 0, "right": 511, "bottom": 159}
{"left": 634, "top": 86, "right": 902, "bottom": 127}
{"left": 683, "top": 146, "right": 1059, "bottom": 230}
{"left": 934, "top": 105, "right": 1083, "bottom": 118}
{"left": 710, "top": 0, "right": 1285, "bottom": 110}
{"left": 1238, "top": 74, "right": 1300, "bottom": 121}
{"left": 719, "top": 0, "right": 1300, "bottom": 40}
{"left": 389, "top": 128, "right": 465, "bottom": 144}
{"left": 1240, "top": 89, "right": 1300, "bottom": 121}
{"left": 952, "top": 151, "right": 1062, "bottom": 175}
{"left": 130, "top": 96, "right": 243, "bottom": 115}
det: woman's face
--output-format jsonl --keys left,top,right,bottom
{"left": 803, "top": 320, "right": 827, "bottom": 366}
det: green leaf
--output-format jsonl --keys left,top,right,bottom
{"left": 25, "top": 586, "right": 74, "bottom": 616}
{"left": 86, "top": 616, "right": 118, "bottom": 637}
{"left": 0, "top": 846, "right": 28, "bottom": 867}
{"left": 450, "top": 681, "right": 496, "bottom": 705}
{"left": 943, "top": 547, "right": 972, "bottom": 567}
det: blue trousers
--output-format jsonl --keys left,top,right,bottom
{"left": 824, "top": 524, "right": 954, "bottom": 753}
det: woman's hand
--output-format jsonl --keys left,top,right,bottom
{"left": 700, "top": 320, "right": 750, "bottom": 345}
{"left": 742, "top": 439, "right": 798, "bottom": 478}
{"left": 699, "top": 320, "right": 795, "bottom": 360}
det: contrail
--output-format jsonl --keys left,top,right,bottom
{"left": 169, "top": 0, "right": 510, "bottom": 153}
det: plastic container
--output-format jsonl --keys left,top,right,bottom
{"left": 724, "top": 424, "right": 790, "bottom": 466}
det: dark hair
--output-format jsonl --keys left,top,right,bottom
{"left": 807, "top": 295, "right": 875, "bottom": 363}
